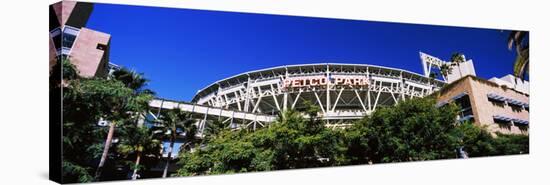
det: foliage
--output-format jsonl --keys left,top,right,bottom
{"left": 155, "top": 108, "right": 199, "bottom": 177}
{"left": 175, "top": 102, "right": 347, "bottom": 176}
{"left": 439, "top": 63, "right": 452, "bottom": 81}
{"left": 118, "top": 125, "right": 162, "bottom": 164}
{"left": 60, "top": 61, "right": 154, "bottom": 183}
{"left": 111, "top": 67, "right": 155, "bottom": 95}
{"left": 456, "top": 121, "right": 496, "bottom": 157}
{"left": 456, "top": 122, "right": 529, "bottom": 157}
{"left": 450, "top": 52, "right": 465, "bottom": 77}
{"left": 202, "top": 119, "right": 228, "bottom": 143}
{"left": 492, "top": 133, "right": 529, "bottom": 155}
{"left": 62, "top": 160, "right": 94, "bottom": 183}
{"left": 176, "top": 97, "right": 529, "bottom": 177}
{"left": 507, "top": 31, "right": 529, "bottom": 80}
{"left": 155, "top": 109, "right": 198, "bottom": 147}
{"left": 344, "top": 98, "right": 462, "bottom": 163}
{"left": 118, "top": 125, "right": 161, "bottom": 156}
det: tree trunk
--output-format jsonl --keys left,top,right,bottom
{"left": 131, "top": 150, "right": 142, "bottom": 180}
{"left": 162, "top": 133, "right": 175, "bottom": 178}
{"left": 94, "top": 121, "right": 116, "bottom": 181}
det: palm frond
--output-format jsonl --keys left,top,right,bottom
{"left": 513, "top": 52, "right": 529, "bottom": 80}
{"left": 507, "top": 31, "right": 518, "bottom": 50}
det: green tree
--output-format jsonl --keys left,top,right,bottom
{"left": 174, "top": 97, "right": 529, "bottom": 177}
{"left": 63, "top": 78, "right": 135, "bottom": 182}
{"left": 450, "top": 52, "right": 466, "bottom": 78}
{"left": 92, "top": 68, "right": 153, "bottom": 180}
{"left": 456, "top": 122, "right": 528, "bottom": 157}
{"left": 439, "top": 63, "right": 452, "bottom": 82}
{"left": 62, "top": 160, "right": 94, "bottom": 183}
{"left": 456, "top": 122, "right": 496, "bottom": 157}
{"left": 117, "top": 124, "right": 162, "bottom": 180}
{"left": 492, "top": 133, "right": 529, "bottom": 155}
{"left": 345, "top": 97, "right": 461, "bottom": 163}
{"left": 58, "top": 61, "right": 153, "bottom": 182}
{"left": 70, "top": 78, "right": 149, "bottom": 180}
{"left": 58, "top": 60, "right": 101, "bottom": 183}
{"left": 155, "top": 109, "right": 198, "bottom": 178}
{"left": 176, "top": 102, "right": 346, "bottom": 175}
{"left": 202, "top": 119, "right": 228, "bottom": 143}
{"left": 111, "top": 68, "right": 154, "bottom": 95}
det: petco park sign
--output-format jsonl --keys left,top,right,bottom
{"left": 282, "top": 75, "right": 369, "bottom": 89}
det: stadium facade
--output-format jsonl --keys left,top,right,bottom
{"left": 193, "top": 63, "right": 445, "bottom": 124}
{"left": 150, "top": 63, "right": 447, "bottom": 133}
{"left": 149, "top": 53, "right": 529, "bottom": 136}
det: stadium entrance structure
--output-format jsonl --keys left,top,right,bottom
{"left": 149, "top": 63, "right": 446, "bottom": 132}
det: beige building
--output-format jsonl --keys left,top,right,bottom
{"left": 435, "top": 75, "right": 529, "bottom": 135}
{"left": 49, "top": 1, "right": 111, "bottom": 78}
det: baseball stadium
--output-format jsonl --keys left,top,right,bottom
{"left": 148, "top": 57, "right": 447, "bottom": 131}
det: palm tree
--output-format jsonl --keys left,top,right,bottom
{"left": 439, "top": 63, "right": 452, "bottom": 82}
{"left": 429, "top": 72, "right": 438, "bottom": 90}
{"left": 117, "top": 125, "right": 161, "bottom": 180}
{"left": 450, "top": 52, "right": 466, "bottom": 78}
{"left": 94, "top": 68, "right": 153, "bottom": 180}
{"left": 112, "top": 68, "right": 157, "bottom": 133}
{"left": 507, "top": 31, "right": 529, "bottom": 80}
{"left": 155, "top": 109, "right": 198, "bottom": 178}
{"left": 111, "top": 68, "right": 152, "bottom": 94}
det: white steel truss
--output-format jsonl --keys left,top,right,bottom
{"left": 149, "top": 99, "right": 276, "bottom": 133}
{"left": 180, "top": 63, "right": 445, "bottom": 128}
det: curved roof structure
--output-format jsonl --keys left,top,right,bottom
{"left": 192, "top": 63, "right": 445, "bottom": 103}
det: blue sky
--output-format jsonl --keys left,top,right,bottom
{"left": 86, "top": 3, "right": 519, "bottom": 102}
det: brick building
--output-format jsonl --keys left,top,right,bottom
{"left": 435, "top": 75, "right": 529, "bottom": 135}
{"left": 49, "top": 1, "right": 111, "bottom": 78}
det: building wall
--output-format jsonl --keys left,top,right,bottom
{"left": 437, "top": 76, "right": 472, "bottom": 105}
{"left": 446, "top": 60, "right": 476, "bottom": 83}
{"left": 437, "top": 76, "right": 529, "bottom": 135}
{"left": 51, "top": 1, "right": 93, "bottom": 29}
{"left": 489, "top": 75, "right": 530, "bottom": 94}
{"left": 468, "top": 77, "right": 529, "bottom": 135}
{"left": 50, "top": 1, "right": 107, "bottom": 77}
{"left": 52, "top": 1, "right": 77, "bottom": 26}
{"left": 68, "top": 28, "right": 111, "bottom": 78}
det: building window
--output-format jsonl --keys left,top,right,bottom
{"left": 50, "top": 28, "right": 62, "bottom": 51}
{"left": 62, "top": 26, "right": 79, "bottom": 51}
{"left": 512, "top": 118, "right": 529, "bottom": 125}
{"left": 506, "top": 98, "right": 529, "bottom": 112}
{"left": 487, "top": 93, "right": 507, "bottom": 107}
{"left": 62, "top": 33, "right": 77, "bottom": 49}
{"left": 493, "top": 115, "right": 513, "bottom": 125}
{"left": 509, "top": 103, "right": 523, "bottom": 112}
{"left": 454, "top": 93, "right": 474, "bottom": 123}
{"left": 487, "top": 93, "right": 506, "bottom": 102}
{"left": 487, "top": 93, "right": 529, "bottom": 112}
{"left": 96, "top": 43, "right": 107, "bottom": 51}
{"left": 437, "top": 92, "right": 474, "bottom": 123}
{"left": 51, "top": 27, "right": 80, "bottom": 57}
